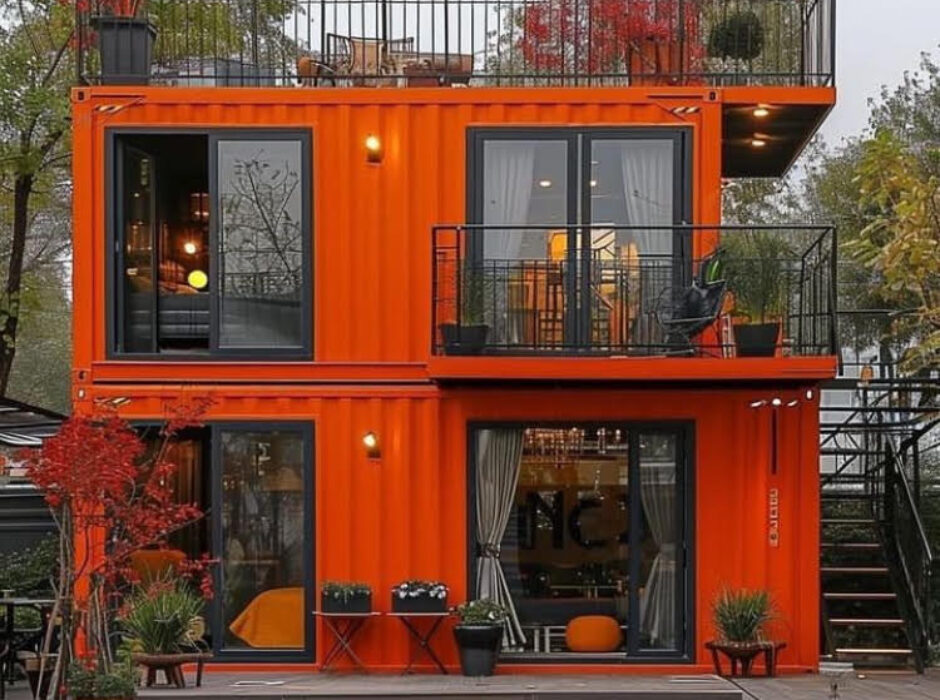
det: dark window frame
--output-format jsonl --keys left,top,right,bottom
{"left": 466, "top": 127, "right": 693, "bottom": 349}
{"left": 105, "top": 128, "right": 314, "bottom": 361}
{"left": 466, "top": 420, "right": 695, "bottom": 664}
{"left": 131, "top": 420, "right": 316, "bottom": 663}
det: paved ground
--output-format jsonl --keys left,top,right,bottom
{"left": 5, "top": 669, "right": 940, "bottom": 699}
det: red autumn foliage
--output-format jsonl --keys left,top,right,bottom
{"left": 518, "top": 0, "right": 702, "bottom": 76}
{"left": 22, "top": 397, "right": 215, "bottom": 601}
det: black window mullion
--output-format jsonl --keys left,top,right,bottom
{"left": 627, "top": 428, "right": 641, "bottom": 657}
{"left": 209, "top": 424, "right": 223, "bottom": 655}
{"left": 208, "top": 134, "right": 221, "bottom": 354}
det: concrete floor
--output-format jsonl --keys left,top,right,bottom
{"left": 5, "top": 669, "right": 940, "bottom": 699}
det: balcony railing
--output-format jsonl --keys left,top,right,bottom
{"left": 76, "top": 0, "right": 834, "bottom": 87}
{"left": 431, "top": 224, "right": 837, "bottom": 357}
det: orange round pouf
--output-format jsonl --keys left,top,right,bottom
{"left": 565, "top": 615, "right": 622, "bottom": 653}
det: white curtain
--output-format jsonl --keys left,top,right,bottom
{"left": 619, "top": 140, "right": 674, "bottom": 256}
{"left": 482, "top": 142, "right": 536, "bottom": 345}
{"left": 483, "top": 142, "right": 536, "bottom": 260}
{"left": 639, "top": 461, "right": 677, "bottom": 649}
{"left": 475, "top": 428, "right": 527, "bottom": 649}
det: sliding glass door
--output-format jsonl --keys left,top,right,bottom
{"left": 469, "top": 129, "right": 689, "bottom": 351}
{"left": 469, "top": 423, "right": 691, "bottom": 661}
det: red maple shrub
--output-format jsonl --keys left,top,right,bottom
{"left": 22, "top": 396, "right": 213, "bottom": 693}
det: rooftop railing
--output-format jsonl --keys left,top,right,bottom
{"left": 76, "top": 0, "right": 834, "bottom": 87}
{"left": 431, "top": 224, "right": 837, "bottom": 357}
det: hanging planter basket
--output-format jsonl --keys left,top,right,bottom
{"left": 92, "top": 14, "right": 157, "bottom": 85}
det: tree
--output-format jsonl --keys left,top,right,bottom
{"left": 22, "top": 399, "right": 213, "bottom": 697}
{"left": 0, "top": 0, "right": 74, "bottom": 398}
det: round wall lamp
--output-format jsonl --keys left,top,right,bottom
{"left": 188, "top": 269, "right": 208, "bottom": 290}
{"left": 363, "top": 431, "right": 381, "bottom": 459}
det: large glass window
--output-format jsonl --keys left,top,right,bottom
{"left": 471, "top": 424, "right": 689, "bottom": 660}
{"left": 153, "top": 424, "right": 313, "bottom": 660}
{"left": 111, "top": 131, "right": 311, "bottom": 357}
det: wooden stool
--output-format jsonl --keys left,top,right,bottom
{"left": 133, "top": 652, "right": 211, "bottom": 688}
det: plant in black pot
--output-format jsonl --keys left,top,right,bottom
{"left": 391, "top": 580, "right": 449, "bottom": 613}
{"left": 321, "top": 581, "right": 372, "bottom": 614}
{"left": 452, "top": 598, "right": 507, "bottom": 677}
{"left": 722, "top": 231, "right": 795, "bottom": 358}
{"left": 92, "top": 0, "right": 156, "bottom": 85}
{"left": 439, "top": 264, "right": 490, "bottom": 355}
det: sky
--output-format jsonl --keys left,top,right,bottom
{"left": 819, "top": 0, "right": 940, "bottom": 146}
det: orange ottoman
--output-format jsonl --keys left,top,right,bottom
{"left": 565, "top": 615, "right": 622, "bottom": 653}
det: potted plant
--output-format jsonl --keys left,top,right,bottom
{"left": 120, "top": 575, "right": 211, "bottom": 686}
{"left": 721, "top": 231, "right": 795, "bottom": 357}
{"left": 707, "top": 10, "right": 764, "bottom": 62}
{"left": 452, "top": 598, "right": 507, "bottom": 677}
{"left": 321, "top": 581, "right": 372, "bottom": 614}
{"left": 68, "top": 660, "right": 137, "bottom": 700}
{"left": 391, "top": 580, "right": 449, "bottom": 613}
{"left": 712, "top": 587, "right": 773, "bottom": 646}
{"left": 92, "top": 0, "right": 156, "bottom": 85}
{"left": 440, "top": 265, "right": 490, "bottom": 355}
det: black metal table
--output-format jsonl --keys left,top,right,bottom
{"left": 387, "top": 611, "right": 450, "bottom": 674}
{"left": 314, "top": 611, "right": 380, "bottom": 672}
{"left": 0, "top": 597, "right": 55, "bottom": 696}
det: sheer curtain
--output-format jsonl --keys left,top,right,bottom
{"left": 482, "top": 143, "right": 536, "bottom": 345}
{"left": 475, "top": 428, "right": 527, "bottom": 649}
{"left": 639, "top": 460, "right": 677, "bottom": 649}
{"left": 618, "top": 140, "right": 674, "bottom": 256}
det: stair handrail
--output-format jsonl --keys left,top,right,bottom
{"left": 881, "top": 439, "right": 934, "bottom": 672}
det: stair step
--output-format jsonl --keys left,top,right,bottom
{"left": 821, "top": 542, "right": 881, "bottom": 549}
{"left": 835, "top": 648, "right": 912, "bottom": 656}
{"left": 824, "top": 592, "right": 897, "bottom": 601}
{"left": 821, "top": 566, "right": 889, "bottom": 575}
{"left": 829, "top": 618, "right": 905, "bottom": 627}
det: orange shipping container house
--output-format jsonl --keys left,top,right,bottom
{"left": 71, "top": 0, "right": 837, "bottom": 674}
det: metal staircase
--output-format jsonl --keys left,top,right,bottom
{"left": 819, "top": 316, "right": 938, "bottom": 671}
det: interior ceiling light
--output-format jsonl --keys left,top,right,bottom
{"left": 751, "top": 137, "right": 767, "bottom": 148}
{"left": 538, "top": 179, "right": 552, "bottom": 188}
{"left": 183, "top": 241, "right": 198, "bottom": 255}
{"left": 590, "top": 179, "right": 598, "bottom": 188}
{"left": 753, "top": 106, "right": 771, "bottom": 118}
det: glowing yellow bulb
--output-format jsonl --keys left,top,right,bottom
{"left": 187, "top": 269, "right": 208, "bottom": 290}
{"left": 753, "top": 106, "right": 770, "bottom": 118}
{"left": 365, "top": 135, "right": 381, "bottom": 151}
{"left": 751, "top": 138, "right": 767, "bottom": 148}
{"left": 183, "top": 241, "right": 198, "bottom": 255}
{"left": 363, "top": 432, "right": 378, "bottom": 449}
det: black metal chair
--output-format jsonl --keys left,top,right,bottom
{"left": 655, "top": 251, "right": 727, "bottom": 356}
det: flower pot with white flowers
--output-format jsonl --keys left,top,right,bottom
{"left": 391, "top": 580, "right": 449, "bottom": 613}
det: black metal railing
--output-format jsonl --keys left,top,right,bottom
{"left": 867, "top": 439, "right": 935, "bottom": 672}
{"left": 76, "top": 0, "right": 835, "bottom": 87}
{"left": 431, "top": 224, "right": 837, "bottom": 357}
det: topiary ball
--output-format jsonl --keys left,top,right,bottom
{"left": 707, "top": 11, "right": 765, "bottom": 61}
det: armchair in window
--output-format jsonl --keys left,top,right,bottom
{"left": 654, "top": 251, "right": 727, "bottom": 356}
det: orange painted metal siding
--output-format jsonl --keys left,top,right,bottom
{"left": 71, "top": 86, "right": 724, "bottom": 379}
{"left": 78, "top": 383, "right": 820, "bottom": 673}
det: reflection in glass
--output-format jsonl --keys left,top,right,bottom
{"left": 638, "top": 433, "right": 678, "bottom": 650}
{"left": 217, "top": 140, "right": 304, "bottom": 349}
{"left": 493, "top": 426, "right": 630, "bottom": 654}
{"left": 221, "top": 430, "right": 306, "bottom": 649}
{"left": 122, "top": 148, "right": 155, "bottom": 352}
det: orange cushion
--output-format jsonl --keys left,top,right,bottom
{"left": 129, "top": 549, "right": 186, "bottom": 584}
{"left": 565, "top": 615, "right": 622, "bottom": 653}
{"left": 228, "top": 587, "right": 304, "bottom": 649}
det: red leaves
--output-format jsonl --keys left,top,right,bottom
{"left": 21, "top": 400, "right": 213, "bottom": 596}
{"left": 518, "top": 0, "right": 699, "bottom": 75}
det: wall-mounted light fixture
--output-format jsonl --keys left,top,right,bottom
{"left": 363, "top": 431, "right": 381, "bottom": 459}
{"left": 187, "top": 269, "right": 208, "bottom": 290}
{"left": 365, "top": 135, "right": 383, "bottom": 164}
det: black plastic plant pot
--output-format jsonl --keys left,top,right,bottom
{"left": 392, "top": 592, "right": 448, "bottom": 613}
{"left": 440, "top": 324, "right": 489, "bottom": 355}
{"left": 93, "top": 16, "right": 157, "bottom": 85}
{"left": 321, "top": 592, "right": 371, "bottom": 614}
{"left": 733, "top": 322, "right": 780, "bottom": 358}
{"left": 453, "top": 624, "right": 502, "bottom": 677}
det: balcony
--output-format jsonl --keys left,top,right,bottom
{"left": 431, "top": 225, "right": 837, "bottom": 372}
{"left": 76, "top": 0, "right": 833, "bottom": 89}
